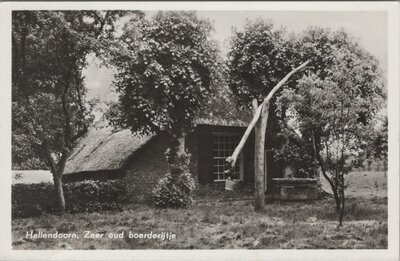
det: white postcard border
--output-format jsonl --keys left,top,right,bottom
{"left": 0, "top": 2, "right": 398, "bottom": 261}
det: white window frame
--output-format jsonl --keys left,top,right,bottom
{"left": 211, "top": 132, "right": 244, "bottom": 182}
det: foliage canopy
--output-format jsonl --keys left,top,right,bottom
{"left": 110, "top": 11, "right": 223, "bottom": 136}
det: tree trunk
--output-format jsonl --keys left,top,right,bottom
{"left": 166, "top": 127, "right": 187, "bottom": 177}
{"left": 253, "top": 99, "right": 269, "bottom": 211}
{"left": 178, "top": 135, "right": 185, "bottom": 157}
{"left": 53, "top": 173, "right": 66, "bottom": 213}
{"left": 311, "top": 130, "right": 319, "bottom": 179}
{"left": 335, "top": 194, "right": 341, "bottom": 214}
{"left": 339, "top": 179, "right": 345, "bottom": 226}
{"left": 42, "top": 143, "right": 66, "bottom": 213}
{"left": 313, "top": 136, "right": 341, "bottom": 214}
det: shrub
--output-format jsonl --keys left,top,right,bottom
{"left": 12, "top": 179, "right": 129, "bottom": 218}
{"left": 12, "top": 182, "right": 57, "bottom": 218}
{"left": 63, "top": 179, "right": 129, "bottom": 214}
{"left": 152, "top": 172, "right": 195, "bottom": 208}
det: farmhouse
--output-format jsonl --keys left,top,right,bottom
{"left": 62, "top": 80, "right": 322, "bottom": 201}
{"left": 63, "top": 113, "right": 293, "bottom": 201}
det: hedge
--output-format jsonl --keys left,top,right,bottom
{"left": 12, "top": 179, "right": 129, "bottom": 218}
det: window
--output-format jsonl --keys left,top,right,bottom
{"left": 212, "top": 133, "right": 243, "bottom": 181}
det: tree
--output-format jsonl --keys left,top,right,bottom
{"left": 11, "top": 10, "right": 134, "bottom": 212}
{"left": 226, "top": 19, "right": 308, "bottom": 211}
{"left": 277, "top": 28, "right": 384, "bottom": 225}
{"left": 227, "top": 19, "right": 299, "bottom": 108}
{"left": 109, "top": 11, "right": 222, "bottom": 207}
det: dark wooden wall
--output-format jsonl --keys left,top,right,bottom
{"left": 194, "top": 124, "right": 284, "bottom": 190}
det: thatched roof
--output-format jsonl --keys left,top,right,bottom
{"left": 193, "top": 87, "right": 252, "bottom": 128}
{"left": 63, "top": 127, "right": 153, "bottom": 175}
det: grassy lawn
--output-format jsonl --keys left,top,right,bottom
{"left": 12, "top": 171, "right": 387, "bottom": 249}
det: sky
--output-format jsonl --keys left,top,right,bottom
{"left": 83, "top": 10, "right": 388, "bottom": 104}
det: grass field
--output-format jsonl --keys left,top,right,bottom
{"left": 12, "top": 171, "right": 387, "bottom": 249}
{"left": 345, "top": 170, "right": 387, "bottom": 198}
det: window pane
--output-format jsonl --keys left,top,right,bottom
{"left": 212, "top": 133, "right": 242, "bottom": 181}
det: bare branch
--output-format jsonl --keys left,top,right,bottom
{"left": 264, "top": 60, "right": 310, "bottom": 104}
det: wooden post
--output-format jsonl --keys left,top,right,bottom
{"left": 253, "top": 99, "right": 269, "bottom": 211}
{"left": 261, "top": 102, "right": 269, "bottom": 193}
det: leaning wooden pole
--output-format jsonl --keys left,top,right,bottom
{"left": 225, "top": 60, "right": 310, "bottom": 171}
{"left": 225, "top": 60, "right": 310, "bottom": 210}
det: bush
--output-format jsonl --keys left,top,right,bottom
{"left": 12, "top": 182, "right": 57, "bottom": 218}
{"left": 152, "top": 172, "right": 195, "bottom": 208}
{"left": 12, "top": 179, "right": 128, "bottom": 218}
{"left": 63, "top": 179, "right": 129, "bottom": 214}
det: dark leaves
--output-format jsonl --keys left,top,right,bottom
{"left": 110, "top": 11, "right": 223, "bottom": 135}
